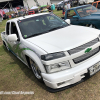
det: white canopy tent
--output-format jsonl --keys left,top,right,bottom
{"left": 30, "top": 6, "right": 38, "bottom": 10}
{"left": 57, "top": 0, "right": 69, "bottom": 5}
{"left": 0, "top": 0, "right": 12, "bottom": 3}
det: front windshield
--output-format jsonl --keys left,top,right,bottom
{"left": 18, "top": 14, "right": 68, "bottom": 39}
{"left": 77, "top": 5, "right": 99, "bottom": 17}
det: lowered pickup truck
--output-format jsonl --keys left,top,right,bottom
{"left": 1, "top": 13, "right": 100, "bottom": 92}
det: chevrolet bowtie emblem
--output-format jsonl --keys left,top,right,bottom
{"left": 85, "top": 48, "right": 92, "bottom": 53}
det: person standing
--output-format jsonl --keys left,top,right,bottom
{"left": 51, "top": 3, "right": 55, "bottom": 12}
{"left": 47, "top": 5, "right": 52, "bottom": 12}
{"left": 62, "top": 7, "right": 65, "bottom": 16}
{"left": 67, "top": 2, "right": 71, "bottom": 9}
{"left": 64, "top": 3, "right": 68, "bottom": 11}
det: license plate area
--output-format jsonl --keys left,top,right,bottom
{"left": 88, "top": 62, "right": 100, "bottom": 76}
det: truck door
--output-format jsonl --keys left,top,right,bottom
{"left": 4, "top": 22, "right": 12, "bottom": 50}
{"left": 8, "top": 22, "right": 21, "bottom": 56}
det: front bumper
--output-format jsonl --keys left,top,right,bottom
{"left": 41, "top": 52, "right": 100, "bottom": 91}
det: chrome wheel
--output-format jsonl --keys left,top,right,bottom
{"left": 29, "top": 58, "right": 42, "bottom": 80}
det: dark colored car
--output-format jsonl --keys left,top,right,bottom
{"left": 18, "top": 11, "right": 25, "bottom": 17}
{"left": 28, "top": 10, "right": 35, "bottom": 15}
{"left": 64, "top": 4, "right": 100, "bottom": 29}
{"left": 57, "top": 3, "right": 64, "bottom": 10}
{"left": 57, "top": 0, "right": 77, "bottom": 10}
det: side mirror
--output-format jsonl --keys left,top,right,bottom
{"left": 8, "top": 34, "right": 17, "bottom": 42}
{"left": 73, "top": 15, "right": 79, "bottom": 19}
{"left": 65, "top": 19, "right": 70, "bottom": 24}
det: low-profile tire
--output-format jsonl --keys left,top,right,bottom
{"left": 29, "top": 58, "right": 43, "bottom": 82}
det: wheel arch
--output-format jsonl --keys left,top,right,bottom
{"left": 24, "top": 50, "right": 46, "bottom": 73}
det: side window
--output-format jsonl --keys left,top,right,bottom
{"left": 11, "top": 22, "right": 19, "bottom": 40}
{"left": 67, "top": 10, "right": 76, "bottom": 19}
{"left": 97, "top": 2, "right": 100, "bottom": 9}
{"left": 6, "top": 22, "right": 10, "bottom": 35}
{"left": 93, "top": 3, "right": 97, "bottom": 7}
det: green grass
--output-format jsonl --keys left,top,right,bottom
{"left": 0, "top": 10, "right": 100, "bottom": 100}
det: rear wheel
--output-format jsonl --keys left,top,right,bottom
{"left": 29, "top": 58, "right": 43, "bottom": 82}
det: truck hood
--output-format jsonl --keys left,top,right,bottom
{"left": 26, "top": 25, "right": 100, "bottom": 53}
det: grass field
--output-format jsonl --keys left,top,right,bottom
{"left": 0, "top": 10, "right": 100, "bottom": 100}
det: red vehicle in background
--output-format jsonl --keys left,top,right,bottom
{"left": 16, "top": 7, "right": 20, "bottom": 10}
{"left": 28, "top": 9, "right": 35, "bottom": 15}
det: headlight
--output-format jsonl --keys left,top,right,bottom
{"left": 44, "top": 61, "right": 71, "bottom": 73}
{"left": 41, "top": 52, "right": 65, "bottom": 61}
{"left": 99, "top": 34, "right": 100, "bottom": 38}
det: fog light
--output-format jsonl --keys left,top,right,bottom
{"left": 57, "top": 81, "right": 65, "bottom": 86}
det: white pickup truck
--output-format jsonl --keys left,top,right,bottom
{"left": 1, "top": 13, "right": 100, "bottom": 92}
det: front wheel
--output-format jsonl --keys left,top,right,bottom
{"left": 29, "top": 58, "right": 43, "bottom": 82}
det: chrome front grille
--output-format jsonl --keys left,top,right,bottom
{"left": 68, "top": 38, "right": 99, "bottom": 55}
{"left": 73, "top": 47, "right": 99, "bottom": 64}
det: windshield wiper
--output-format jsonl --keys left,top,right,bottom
{"left": 26, "top": 31, "right": 49, "bottom": 38}
{"left": 26, "top": 33, "right": 40, "bottom": 38}
{"left": 48, "top": 26, "right": 65, "bottom": 32}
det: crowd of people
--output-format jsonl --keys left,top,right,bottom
{"left": 2, "top": 10, "right": 28, "bottom": 20}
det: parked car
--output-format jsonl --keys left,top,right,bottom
{"left": 18, "top": 11, "right": 25, "bottom": 17}
{"left": 1, "top": 13, "right": 100, "bottom": 92}
{"left": 57, "top": 0, "right": 72, "bottom": 10}
{"left": 28, "top": 10, "right": 35, "bottom": 15}
{"left": 57, "top": 3, "right": 64, "bottom": 10}
{"left": 57, "top": 0, "right": 78, "bottom": 10}
{"left": 16, "top": 5, "right": 24, "bottom": 10}
{"left": 92, "top": 1, "right": 100, "bottom": 9}
{"left": 16, "top": 7, "right": 20, "bottom": 10}
{"left": 64, "top": 4, "right": 100, "bottom": 29}
{"left": 79, "top": 0, "right": 94, "bottom": 5}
